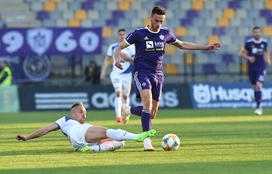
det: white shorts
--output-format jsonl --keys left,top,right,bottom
{"left": 110, "top": 72, "right": 132, "bottom": 96}
{"left": 68, "top": 123, "right": 95, "bottom": 150}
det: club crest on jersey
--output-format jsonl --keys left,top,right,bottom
{"left": 159, "top": 35, "right": 164, "bottom": 40}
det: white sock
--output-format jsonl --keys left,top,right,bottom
{"left": 115, "top": 96, "right": 122, "bottom": 118}
{"left": 144, "top": 138, "right": 152, "bottom": 145}
{"left": 90, "top": 141, "right": 125, "bottom": 152}
{"left": 106, "top": 129, "right": 138, "bottom": 141}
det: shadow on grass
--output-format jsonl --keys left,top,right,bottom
{"left": 1, "top": 160, "right": 272, "bottom": 174}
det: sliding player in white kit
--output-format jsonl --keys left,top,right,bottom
{"left": 100, "top": 28, "right": 135, "bottom": 123}
{"left": 16, "top": 102, "right": 156, "bottom": 152}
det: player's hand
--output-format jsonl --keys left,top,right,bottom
{"left": 115, "top": 59, "right": 124, "bottom": 70}
{"left": 99, "top": 74, "right": 105, "bottom": 80}
{"left": 207, "top": 43, "right": 221, "bottom": 50}
{"left": 16, "top": 134, "right": 28, "bottom": 141}
{"left": 248, "top": 56, "right": 255, "bottom": 63}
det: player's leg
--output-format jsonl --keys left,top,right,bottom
{"left": 254, "top": 70, "right": 265, "bottom": 115}
{"left": 84, "top": 126, "right": 156, "bottom": 143}
{"left": 83, "top": 141, "right": 125, "bottom": 152}
{"left": 122, "top": 73, "right": 132, "bottom": 105}
{"left": 110, "top": 72, "right": 122, "bottom": 122}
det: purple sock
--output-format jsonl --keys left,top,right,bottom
{"left": 141, "top": 109, "right": 151, "bottom": 131}
{"left": 254, "top": 89, "right": 262, "bottom": 108}
{"left": 130, "top": 106, "right": 143, "bottom": 116}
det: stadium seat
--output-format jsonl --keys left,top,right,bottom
{"left": 263, "top": 26, "right": 272, "bottom": 36}
{"left": 175, "top": 26, "right": 188, "bottom": 36}
{"left": 265, "top": 0, "right": 272, "bottom": 10}
{"left": 165, "top": 44, "right": 177, "bottom": 56}
{"left": 224, "top": 8, "right": 235, "bottom": 19}
{"left": 102, "top": 26, "right": 113, "bottom": 38}
{"left": 208, "top": 35, "right": 220, "bottom": 43}
{"left": 44, "top": 1, "right": 56, "bottom": 12}
{"left": 217, "top": 18, "right": 229, "bottom": 27}
{"left": 165, "top": 63, "right": 178, "bottom": 75}
{"left": 202, "top": 63, "right": 217, "bottom": 74}
{"left": 118, "top": 0, "right": 130, "bottom": 11}
{"left": 75, "top": 9, "right": 87, "bottom": 20}
{"left": 68, "top": 19, "right": 80, "bottom": 27}
{"left": 192, "top": 0, "right": 204, "bottom": 10}
{"left": 241, "top": 63, "right": 248, "bottom": 73}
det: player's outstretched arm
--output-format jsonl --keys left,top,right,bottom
{"left": 16, "top": 123, "right": 59, "bottom": 141}
{"left": 100, "top": 56, "right": 111, "bottom": 80}
{"left": 172, "top": 39, "right": 221, "bottom": 51}
{"left": 114, "top": 41, "right": 129, "bottom": 69}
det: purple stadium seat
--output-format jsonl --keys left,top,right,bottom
{"left": 228, "top": 0, "right": 241, "bottom": 9}
{"left": 155, "top": 1, "right": 167, "bottom": 8}
{"left": 186, "top": 10, "right": 199, "bottom": 18}
{"left": 81, "top": 1, "right": 94, "bottom": 10}
{"left": 180, "top": 18, "right": 192, "bottom": 26}
{"left": 203, "top": 63, "right": 217, "bottom": 74}
{"left": 112, "top": 10, "right": 124, "bottom": 18}
{"left": 222, "top": 54, "right": 234, "bottom": 65}
{"left": 266, "top": 17, "right": 272, "bottom": 25}
{"left": 36, "top": 11, "right": 49, "bottom": 21}
{"left": 260, "top": 9, "right": 271, "bottom": 17}
{"left": 212, "top": 27, "right": 225, "bottom": 36}
{"left": 106, "top": 19, "right": 118, "bottom": 27}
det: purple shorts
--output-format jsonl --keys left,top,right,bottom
{"left": 133, "top": 71, "right": 164, "bottom": 101}
{"left": 248, "top": 69, "right": 266, "bottom": 85}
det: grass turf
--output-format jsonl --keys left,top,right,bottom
{"left": 0, "top": 109, "right": 272, "bottom": 174}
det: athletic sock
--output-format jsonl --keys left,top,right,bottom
{"left": 106, "top": 129, "right": 138, "bottom": 141}
{"left": 90, "top": 141, "right": 124, "bottom": 152}
{"left": 130, "top": 106, "right": 143, "bottom": 116}
{"left": 141, "top": 109, "right": 151, "bottom": 131}
{"left": 115, "top": 96, "right": 122, "bottom": 118}
{"left": 254, "top": 89, "right": 262, "bottom": 108}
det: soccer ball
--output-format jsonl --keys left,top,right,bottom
{"left": 161, "top": 134, "right": 180, "bottom": 151}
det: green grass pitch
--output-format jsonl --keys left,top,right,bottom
{"left": 0, "top": 109, "right": 272, "bottom": 174}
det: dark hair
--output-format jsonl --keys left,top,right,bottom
{"left": 118, "top": 28, "right": 126, "bottom": 33}
{"left": 252, "top": 26, "right": 261, "bottom": 31}
{"left": 151, "top": 6, "right": 166, "bottom": 15}
{"left": 70, "top": 102, "right": 83, "bottom": 110}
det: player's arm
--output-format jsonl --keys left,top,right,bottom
{"left": 172, "top": 39, "right": 221, "bottom": 50}
{"left": 240, "top": 45, "right": 255, "bottom": 63}
{"left": 114, "top": 41, "right": 130, "bottom": 69}
{"left": 121, "top": 52, "right": 134, "bottom": 62}
{"left": 100, "top": 56, "right": 111, "bottom": 80}
{"left": 264, "top": 48, "right": 271, "bottom": 65}
{"left": 16, "top": 123, "right": 59, "bottom": 141}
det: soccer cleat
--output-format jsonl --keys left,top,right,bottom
{"left": 78, "top": 146, "right": 91, "bottom": 153}
{"left": 116, "top": 117, "right": 122, "bottom": 123}
{"left": 136, "top": 129, "right": 157, "bottom": 142}
{"left": 254, "top": 108, "right": 263, "bottom": 115}
{"left": 144, "top": 143, "right": 155, "bottom": 151}
{"left": 121, "top": 104, "right": 131, "bottom": 124}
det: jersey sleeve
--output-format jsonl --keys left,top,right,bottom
{"left": 106, "top": 45, "right": 113, "bottom": 57}
{"left": 55, "top": 117, "right": 65, "bottom": 128}
{"left": 244, "top": 41, "right": 250, "bottom": 52}
{"left": 125, "top": 31, "right": 137, "bottom": 45}
{"left": 166, "top": 30, "right": 177, "bottom": 44}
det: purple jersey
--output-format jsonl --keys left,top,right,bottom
{"left": 245, "top": 38, "right": 268, "bottom": 71}
{"left": 125, "top": 26, "right": 177, "bottom": 74}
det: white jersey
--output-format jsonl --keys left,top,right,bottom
{"left": 106, "top": 43, "right": 135, "bottom": 74}
{"left": 55, "top": 116, "right": 81, "bottom": 138}
{"left": 56, "top": 116, "right": 93, "bottom": 150}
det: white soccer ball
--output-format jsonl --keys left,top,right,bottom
{"left": 161, "top": 133, "right": 180, "bottom": 151}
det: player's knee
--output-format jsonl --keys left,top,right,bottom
{"left": 123, "top": 95, "right": 128, "bottom": 100}
{"left": 115, "top": 91, "right": 121, "bottom": 97}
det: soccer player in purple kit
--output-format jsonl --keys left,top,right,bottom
{"left": 115, "top": 6, "right": 221, "bottom": 151}
{"left": 240, "top": 26, "right": 271, "bottom": 115}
